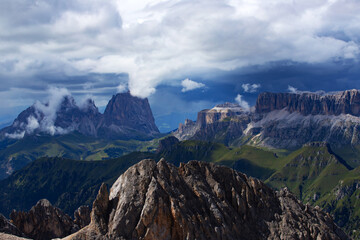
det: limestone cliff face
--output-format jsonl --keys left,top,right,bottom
{"left": 174, "top": 90, "right": 360, "bottom": 149}
{"left": 63, "top": 159, "right": 348, "bottom": 240}
{"left": 174, "top": 103, "right": 251, "bottom": 145}
{"left": 256, "top": 90, "right": 360, "bottom": 116}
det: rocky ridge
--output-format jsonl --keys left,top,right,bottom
{"left": 0, "top": 213, "right": 24, "bottom": 237}
{"left": 1, "top": 92, "right": 159, "bottom": 141}
{"left": 63, "top": 159, "right": 348, "bottom": 240}
{"left": 174, "top": 89, "right": 360, "bottom": 149}
{"left": 256, "top": 90, "right": 360, "bottom": 116}
{"left": 9, "top": 199, "right": 90, "bottom": 240}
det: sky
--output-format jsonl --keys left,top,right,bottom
{"left": 1, "top": 0, "right": 360, "bottom": 132}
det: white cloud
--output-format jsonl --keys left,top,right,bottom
{"left": 288, "top": 85, "right": 298, "bottom": 93}
{"left": 34, "top": 87, "right": 72, "bottom": 135}
{"left": 242, "top": 83, "right": 261, "bottom": 93}
{"left": 0, "top": 0, "right": 360, "bottom": 99}
{"left": 181, "top": 78, "right": 205, "bottom": 92}
{"left": 235, "top": 94, "right": 250, "bottom": 111}
{"left": 5, "top": 131, "right": 25, "bottom": 139}
{"left": 26, "top": 116, "right": 40, "bottom": 134}
{"left": 117, "top": 83, "right": 128, "bottom": 93}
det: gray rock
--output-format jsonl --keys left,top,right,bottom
{"left": 174, "top": 90, "right": 360, "bottom": 149}
{"left": 63, "top": 159, "right": 348, "bottom": 240}
{"left": 0, "top": 233, "right": 30, "bottom": 240}
{"left": 74, "top": 206, "right": 91, "bottom": 229}
{"left": 0, "top": 213, "right": 24, "bottom": 237}
{"left": 99, "top": 92, "right": 159, "bottom": 139}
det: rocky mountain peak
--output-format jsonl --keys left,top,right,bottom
{"left": 59, "top": 96, "right": 76, "bottom": 110}
{"left": 1, "top": 91, "right": 160, "bottom": 141}
{"left": 80, "top": 99, "right": 99, "bottom": 114}
{"left": 100, "top": 92, "right": 159, "bottom": 138}
{"left": 64, "top": 159, "right": 348, "bottom": 240}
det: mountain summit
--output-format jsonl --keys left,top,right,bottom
{"left": 99, "top": 92, "right": 159, "bottom": 138}
{"left": 0, "top": 92, "right": 159, "bottom": 141}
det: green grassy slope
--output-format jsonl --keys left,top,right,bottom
{"left": 159, "top": 140, "right": 286, "bottom": 180}
{"left": 264, "top": 143, "right": 359, "bottom": 238}
{"left": 314, "top": 166, "right": 360, "bottom": 238}
{"left": 0, "top": 132, "right": 161, "bottom": 179}
{"left": 266, "top": 143, "right": 350, "bottom": 199}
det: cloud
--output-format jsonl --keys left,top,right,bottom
{"left": 288, "top": 85, "right": 298, "bottom": 93}
{"left": 0, "top": 0, "right": 359, "bottom": 101}
{"left": 34, "top": 87, "right": 72, "bottom": 135}
{"left": 117, "top": 83, "right": 128, "bottom": 93}
{"left": 235, "top": 94, "right": 250, "bottom": 111}
{"left": 181, "top": 78, "right": 205, "bottom": 92}
{"left": 4, "top": 87, "right": 79, "bottom": 138}
{"left": 26, "top": 116, "right": 40, "bottom": 134}
{"left": 242, "top": 83, "right": 261, "bottom": 93}
{"left": 5, "top": 131, "right": 25, "bottom": 139}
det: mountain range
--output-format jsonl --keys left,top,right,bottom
{"left": 174, "top": 89, "right": 360, "bottom": 167}
{"left": 1, "top": 138, "right": 359, "bottom": 238}
{"left": 1, "top": 92, "right": 159, "bottom": 140}
{"left": 0, "top": 92, "right": 162, "bottom": 179}
{"left": 1, "top": 89, "right": 360, "bottom": 239}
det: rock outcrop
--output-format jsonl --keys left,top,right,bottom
{"left": 98, "top": 92, "right": 159, "bottom": 139}
{"left": 0, "top": 200, "right": 91, "bottom": 240}
{"left": 74, "top": 206, "right": 91, "bottom": 229}
{"left": 10, "top": 199, "right": 79, "bottom": 240}
{"left": 0, "top": 233, "right": 30, "bottom": 240}
{"left": 0, "top": 214, "right": 24, "bottom": 237}
{"left": 174, "top": 103, "right": 251, "bottom": 145}
{"left": 174, "top": 90, "right": 360, "bottom": 149}
{"left": 63, "top": 159, "right": 348, "bottom": 240}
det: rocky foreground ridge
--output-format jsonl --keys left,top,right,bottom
{"left": 60, "top": 159, "right": 348, "bottom": 240}
{"left": 5, "top": 199, "right": 90, "bottom": 240}
{"left": 174, "top": 89, "right": 360, "bottom": 149}
{"left": 0, "top": 92, "right": 159, "bottom": 141}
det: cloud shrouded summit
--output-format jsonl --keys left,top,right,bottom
{"left": 1, "top": 0, "right": 360, "bottom": 131}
